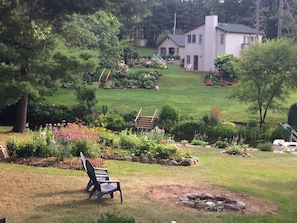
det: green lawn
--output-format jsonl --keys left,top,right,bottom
{"left": 134, "top": 46, "right": 157, "bottom": 57}
{"left": 1, "top": 147, "right": 297, "bottom": 222}
{"left": 45, "top": 65, "right": 297, "bottom": 124}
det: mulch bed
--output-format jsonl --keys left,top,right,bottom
{"left": 5, "top": 157, "right": 105, "bottom": 170}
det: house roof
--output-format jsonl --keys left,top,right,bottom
{"left": 216, "top": 23, "right": 258, "bottom": 34}
{"left": 184, "top": 22, "right": 259, "bottom": 35}
{"left": 157, "top": 34, "right": 185, "bottom": 47}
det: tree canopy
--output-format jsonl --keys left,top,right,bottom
{"left": 229, "top": 38, "right": 297, "bottom": 128}
{"left": 0, "top": 1, "right": 122, "bottom": 132}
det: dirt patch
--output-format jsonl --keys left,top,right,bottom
{"left": 150, "top": 185, "right": 278, "bottom": 215}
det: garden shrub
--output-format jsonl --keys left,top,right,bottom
{"left": 153, "top": 143, "right": 181, "bottom": 159}
{"left": 6, "top": 135, "right": 57, "bottom": 158}
{"left": 95, "top": 113, "right": 128, "bottom": 131}
{"left": 191, "top": 139, "right": 208, "bottom": 146}
{"left": 211, "top": 122, "right": 237, "bottom": 139}
{"left": 214, "top": 53, "right": 239, "bottom": 82}
{"left": 139, "top": 126, "right": 166, "bottom": 143}
{"left": 74, "top": 81, "right": 98, "bottom": 115}
{"left": 225, "top": 145, "right": 247, "bottom": 156}
{"left": 257, "top": 142, "right": 273, "bottom": 152}
{"left": 288, "top": 103, "right": 297, "bottom": 128}
{"left": 237, "top": 120, "right": 259, "bottom": 143}
{"left": 133, "top": 140, "right": 156, "bottom": 157}
{"left": 159, "top": 103, "right": 180, "bottom": 133}
{"left": 202, "top": 107, "right": 223, "bottom": 127}
{"left": 214, "top": 138, "right": 230, "bottom": 148}
{"left": 119, "top": 130, "right": 141, "bottom": 151}
{"left": 170, "top": 120, "right": 208, "bottom": 138}
{"left": 71, "top": 139, "right": 101, "bottom": 158}
{"left": 97, "top": 212, "right": 136, "bottom": 223}
{"left": 191, "top": 133, "right": 208, "bottom": 146}
{"left": 27, "top": 104, "right": 76, "bottom": 130}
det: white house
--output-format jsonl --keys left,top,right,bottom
{"left": 157, "top": 14, "right": 262, "bottom": 71}
{"left": 157, "top": 34, "right": 186, "bottom": 60}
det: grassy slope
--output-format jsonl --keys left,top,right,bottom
{"left": 45, "top": 65, "right": 297, "bottom": 124}
{"left": 1, "top": 147, "right": 297, "bottom": 223}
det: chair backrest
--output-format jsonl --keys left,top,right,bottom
{"left": 80, "top": 152, "right": 87, "bottom": 172}
{"left": 86, "top": 160, "right": 100, "bottom": 190}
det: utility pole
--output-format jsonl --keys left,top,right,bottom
{"left": 255, "top": 0, "right": 260, "bottom": 40}
{"left": 278, "top": 0, "right": 284, "bottom": 38}
{"left": 173, "top": 13, "right": 176, "bottom": 35}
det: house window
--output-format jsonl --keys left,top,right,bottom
{"left": 220, "top": 34, "right": 225, "bottom": 45}
{"left": 169, "top": 47, "right": 175, "bottom": 55}
{"left": 242, "top": 36, "right": 254, "bottom": 49}
{"left": 192, "top": 35, "right": 196, "bottom": 43}
{"left": 199, "top": 34, "right": 202, "bottom": 44}
{"left": 186, "top": 55, "right": 191, "bottom": 64}
{"left": 244, "top": 35, "right": 254, "bottom": 43}
{"left": 187, "top": 35, "right": 192, "bottom": 43}
{"left": 160, "top": 47, "right": 166, "bottom": 55}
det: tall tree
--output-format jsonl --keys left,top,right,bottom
{"left": 0, "top": 1, "right": 121, "bottom": 132}
{"left": 229, "top": 38, "right": 297, "bottom": 130}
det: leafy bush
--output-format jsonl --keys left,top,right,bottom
{"left": 153, "top": 144, "right": 181, "bottom": 159}
{"left": 214, "top": 53, "right": 239, "bottom": 81}
{"left": 71, "top": 139, "right": 101, "bottom": 158}
{"left": 225, "top": 145, "right": 247, "bottom": 156}
{"left": 74, "top": 81, "right": 98, "bottom": 115}
{"left": 191, "top": 139, "right": 208, "bottom": 146}
{"left": 6, "top": 135, "right": 58, "bottom": 158}
{"left": 97, "top": 212, "right": 136, "bottom": 223}
{"left": 214, "top": 139, "right": 230, "bottom": 148}
{"left": 119, "top": 130, "right": 141, "bottom": 151}
{"left": 237, "top": 120, "right": 260, "bottom": 142}
{"left": 211, "top": 122, "right": 237, "bottom": 138}
{"left": 159, "top": 103, "right": 180, "bottom": 132}
{"left": 27, "top": 104, "right": 76, "bottom": 130}
{"left": 171, "top": 120, "right": 207, "bottom": 136}
{"left": 139, "top": 126, "right": 166, "bottom": 143}
{"left": 202, "top": 107, "right": 223, "bottom": 127}
{"left": 94, "top": 113, "right": 128, "bottom": 131}
{"left": 257, "top": 142, "right": 273, "bottom": 152}
{"left": 288, "top": 103, "right": 297, "bottom": 129}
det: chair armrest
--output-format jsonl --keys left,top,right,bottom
{"left": 98, "top": 180, "right": 120, "bottom": 183}
{"left": 94, "top": 167, "right": 108, "bottom": 171}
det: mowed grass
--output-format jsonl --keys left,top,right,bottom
{"left": 1, "top": 146, "right": 297, "bottom": 223}
{"left": 45, "top": 65, "right": 297, "bottom": 124}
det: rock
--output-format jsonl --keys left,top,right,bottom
{"left": 224, "top": 200, "right": 246, "bottom": 211}
{"left": 124, "top": 156, "right": 132, "bottom": 162}
{"left": 215, "top": 194, "right": 231, "bottom": 202}
{"left": 132, "top": 156, "right": 140, "bottom": 162}
{"left": 184, "top": 193, "right": 199, "bottom": 200}
{"left": 140, "top": 157, "right": 150, "bottom": 163}
{"left": 149, "top": 158, "right": 158, "bottom": 164}
{"left": 180, "top": 195, "right": 189, "bottom": 202}
{"left": 191, "top": 156, "right": 199, "bottom": 164}
{"left": 0, "top": 146, "right": 9, "bottom": 159}
{"left": 200, "top": 193, "right": 215, "bottom": 200}
{"left": 179, "top": 159, "right": 191, "bottom": 166}
{"left": 168, "top": 160, "right": 179, "bottom": 166}
{"left": 158, "top": 159, "right": 168, "bottom": 165}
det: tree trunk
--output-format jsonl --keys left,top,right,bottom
{"left": 12, "top": 94, "right": 28, "bottom": 133}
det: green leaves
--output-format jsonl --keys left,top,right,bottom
{"left": 230, "top": 38, "right": 297, "bottom": 126}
